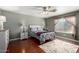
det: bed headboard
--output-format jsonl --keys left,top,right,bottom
{"left": 30, "top": 25, "right": 42, "bottom": 28}
{"left": 28, "top": 25, "right": 44, "bottom": 31}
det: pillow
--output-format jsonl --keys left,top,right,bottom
{"left": 30, "top": 25, "right": 44, "bottom": 32}
{"left": 37, "top": 27, "right": 44, "bottom": 32}
{"left": 31, "top": 27, "right": 38, "bottom": 32}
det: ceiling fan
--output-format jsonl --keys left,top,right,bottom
{"left": 35, "top": 6, "right": 57, "bottom": 12}
{"left": 42, "top": 6, "right": 57, "bottom": 12}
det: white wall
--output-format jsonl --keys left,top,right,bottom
{"left": 1, "top": 10, "right": 45, "bottom": 39}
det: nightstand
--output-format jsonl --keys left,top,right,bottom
{"left": 20, "top": 32, "right": 28, "bottom": 40}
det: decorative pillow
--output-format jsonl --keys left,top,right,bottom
{"left": 31, "top": 27, "right": 38, "bottom": 32}
{"left": 37, "top": 27, "right": 44, "bottom": 32}
{"left": 30, "top": 25, "right": 44, "bottom": 32}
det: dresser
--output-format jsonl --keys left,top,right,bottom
{"left": 0, "top": 29, "right": 9, "bottom": 53}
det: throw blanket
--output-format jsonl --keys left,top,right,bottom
{"left": 40, "top": 32, "right": 55, "bottom": 43}
{"left": 36, "top": 32, "right": 47, "bottom": 36}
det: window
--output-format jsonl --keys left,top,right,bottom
{"left": 54, "top": 16, "right": 76, "bottom": 34}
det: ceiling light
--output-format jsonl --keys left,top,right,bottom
{"left": 40, "top": 6, "right": 57, "bottom": 15}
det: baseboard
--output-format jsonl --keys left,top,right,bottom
{"left": 9, "top": 38, "right": 20, "bottom": 41}
{"left": 56, "top": 36, "right": 79, "bottom": 42}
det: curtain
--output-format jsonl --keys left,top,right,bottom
{"left": 65, "top": 16, "right": 76, "bottom": 26}
{"left": 55, "top": 16, "right": 76, "bottom": 33}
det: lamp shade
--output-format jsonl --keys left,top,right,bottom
{"left": 0, "top": 16, "right": 6, "bottom": 22}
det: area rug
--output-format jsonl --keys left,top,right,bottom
{"left": 39, "top": 39, "right": 79, "bottom": 53}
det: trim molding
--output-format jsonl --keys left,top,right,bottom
{"left": 9, "top": 38, "right": 20, "bottom": 41}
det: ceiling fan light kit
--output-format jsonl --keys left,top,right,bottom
{"left": 42, "top": 6, "right": 56, "bottom": 12}
{"left": 40, "top": 6, "right": 57, "bottom": 15}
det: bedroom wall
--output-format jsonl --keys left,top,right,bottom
{"left": 76, "top": 13, "right": 79, "bottom": 40}
{"left": 0, "top": 10, "right": 45, "bottom": 39}
{"left": 45, "top": 18, "right": 55, "bottom": 32}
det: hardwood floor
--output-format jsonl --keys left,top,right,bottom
{"left": 7, "top": 37, "right": 45, "bottom": 53}
{"left": 7, "top": 37, "right": 79, "bottom": 53}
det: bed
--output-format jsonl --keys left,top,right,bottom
{"left": 28, "top": 25, "right": 55, "bottom": 44}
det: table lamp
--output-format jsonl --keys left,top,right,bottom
{"left": 0, "top": 16, "right": 6, "bottom": 30}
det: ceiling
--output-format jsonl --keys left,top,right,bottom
{"left": 0, "top": 6, "right": 79, "bottom": 18}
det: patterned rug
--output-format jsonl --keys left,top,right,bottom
{"left": 39, "top": 39, "right": 79, "bottom": 53}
